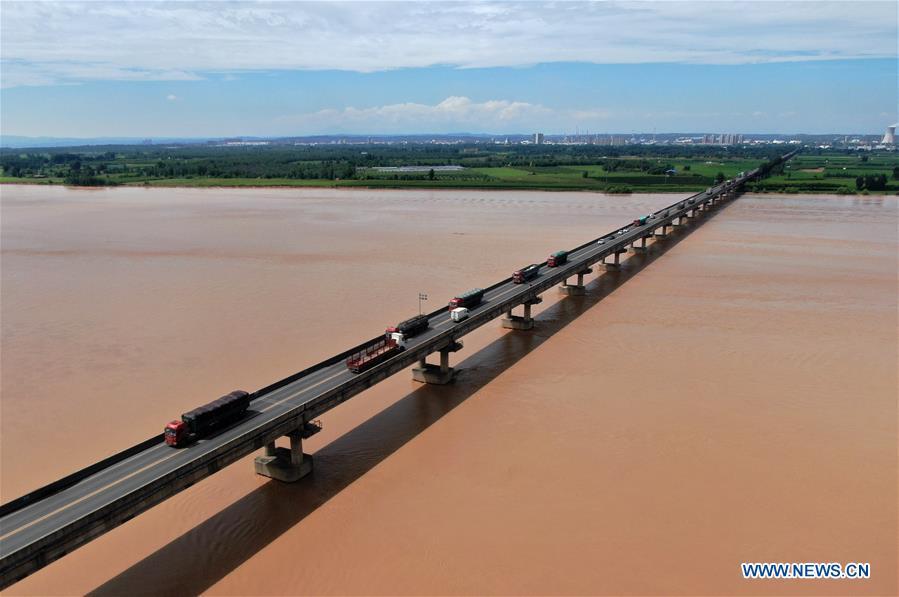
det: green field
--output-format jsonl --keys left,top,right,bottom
{"left": 353, "top": 157, "right": 762, "bottom": 192}
{"left": 746, "top": 154, "right": 899, "bottom": 194}
{"left": 3, "top": 148, "right": 896, "bottom": 194}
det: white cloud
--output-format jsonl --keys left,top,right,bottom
{"left": 166, "top": 94, "right": 178, "bottom": 101}
{"left": 277, "top": 96, "right": 610, "bottom": 133}
{"left": 1, "top": 1, "right": 895, "bottom": 87}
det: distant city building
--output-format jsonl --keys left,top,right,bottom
{"left": 701, "top": 133, "right": 744, "bottom": 145}
{"left": 534, "top": 132, "right": 544, "bottom": 145}
{"left": 881, "top": 124, "right": 896, "bottom": 145}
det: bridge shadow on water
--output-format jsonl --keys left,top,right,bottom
{"left": 89, "top": 204, "right": 729, "bottom": 596}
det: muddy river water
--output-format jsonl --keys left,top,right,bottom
{"left": 1, "top": 185, "right": 896, "bottom": 595}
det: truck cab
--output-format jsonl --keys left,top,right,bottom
{"left": 164, "top": 420, "right": 188, "bottom": 447}
{"left": 387, "top": 331, "right": 407, "bottom": 348}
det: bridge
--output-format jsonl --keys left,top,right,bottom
{"left": 0, "top": 151, "right": 796, "bottom": 589}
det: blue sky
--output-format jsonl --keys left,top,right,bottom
{"left": 1, "top": 1, "right": 896, "bottom": 137}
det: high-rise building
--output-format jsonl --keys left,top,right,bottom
{"left": 881, "top": 125, "right": 896, "bottom": 145}
{"left": 534, "top": 133, "right": 544, "bottom": 145}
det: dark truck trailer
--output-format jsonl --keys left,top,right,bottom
{"left": 513, "top": 264, "right": 540, "bottom": 284}
{"left": 386, "top": 314, "right": 429, "bottom": 338}
{"left": 346, "top": 336, "right": 404, "bottom": 374}
{"left": 165, "top": 390, "right": 251, "bottom": 447}
{"left": 449, "top": 288, "right": 485, "bottom": 310}
{"left": 547, "top": 250, "right": 569, "bottom": 267}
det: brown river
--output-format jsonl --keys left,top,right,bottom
{"left": 1, "top": 185, "right": 896, "bottom": 595}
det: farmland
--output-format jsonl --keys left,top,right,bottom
{"left": 1, "top": 144, "right": 896, "bottom": 193}
{"left": 746, "top": 153, "right": 899, "bottom": 194}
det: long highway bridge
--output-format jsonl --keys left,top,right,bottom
{"left": 0, "top": 151, "right": 796, "bottom": 589}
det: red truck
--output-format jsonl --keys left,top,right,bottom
{"left": 165, "top": 390, "right": 251, "bottom": 448}
{"left": 513, "top": 264, "right": 540, "bottom": 284}
{"left": 449, "top": 288, "right": 485, "bottom": 310}
{"left": 547, "top": 250, "right": 569, "bottom": 267}
{"left": 346, "top": 333, "right": 406, "bottom": 374}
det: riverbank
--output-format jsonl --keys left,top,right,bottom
{"left": 3, "top": 177, "right": 898, "bottom": 194}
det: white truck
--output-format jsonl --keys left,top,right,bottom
{"left": 450, "top": 307, "right": 470, "bottom": 322}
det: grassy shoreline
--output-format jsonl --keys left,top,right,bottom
{"left": 2, "top": 177, "right": 897, "bottom": 195}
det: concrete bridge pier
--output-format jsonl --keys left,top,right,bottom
{"left": 654, "top": 224, "right": 669, "bottom": 238}
{"left": 412, "top": 340, "right": 463, "bottom": 384}
{"left": 630, "top": 236, "right": 649, "bottom": 253}
{"left": 502, "top": 296, "right": 542, "bottom": 330}
{"left": 559, "top": 267, "right": 591, "bottom": 295}
{"left": 255, "top": 421, "right": 321, "bottom": 482}
{"left": 603, "top": 250, "right": 624, "bottom": 271}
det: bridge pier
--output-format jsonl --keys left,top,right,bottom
{"left": 502, "top": 296, "right": 542, "bottom": 330}
{"left": 559, "top": 267, "right": 591, "bottom": 295}
{"left": 412, "top": 340, "right": 463, "bottom": 384}
{"left": 630, "top": 237, "right": 648, "bottom": 253}
{"left": 254, "top": 421, "right": 321, "bottom": 483}
{"left": 603, "top": 250, "right": 624, "bottom": 271}
{"left": 654, "top": 224, "right": 669, "bottom": 238}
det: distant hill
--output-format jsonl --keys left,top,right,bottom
{"left": 0, "top": 136, "right": 213, "bottom": 149}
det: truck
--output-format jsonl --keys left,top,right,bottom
{"left": 632, "top": 215, "right": 650, "bottom": 226}
{"left": 512, "top": 264, "right": 540, "bottom": 284}
{"left": 449, "top": 288, "right": 485, "bottom": 310}
{"left": 165, "top": 390, "right": 251, "bottom": 448}
{"left": 346, "top": 332, "right": 406, "bottom": 374}
{"left": 386, "top": 314, "right": 429, "bottom": 338}
{"left": 547, "top": 250, "right": 568, "bottom": 267}
{"left": 450, "top": 307, "right": 470, "bottom": 322}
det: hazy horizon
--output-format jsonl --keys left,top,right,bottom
{"left": 0, "top": 128, "right": 893, "bottom": 150}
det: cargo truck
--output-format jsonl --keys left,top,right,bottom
{"left": 547, "top": 250, "right": 568, "bottom": 267}
{"left": 346, "top": 333, "right": 406, "bottom": 374}
{"left": 632, "top": 215, "right": 650, "bottom": 226}
{"left": 165, "top": 390, "right": 251, "bottom": 447}
{"left": 449, "top": 288, "right": 485, "bottom": 310}
{"left": 386, "top": 314, "right": 429, "bottom": 338}
{"left": 512, "top": 264, "right": 540, "bottom": 284}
